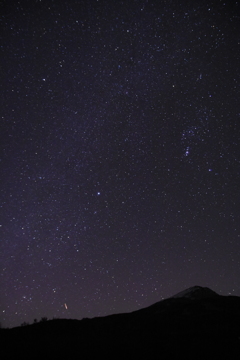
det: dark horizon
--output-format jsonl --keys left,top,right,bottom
{"left": 2, "top": 289, "right": 240, "bottom": 359}
{"left": 2, "top": 285, "right": 239, "bottom": 329}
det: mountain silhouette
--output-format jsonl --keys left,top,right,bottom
{"left": 1, "top": 286, "right": 240, "bottom": 359}
{"left": 171, "top": 285, "right": 219, "bottom": 299}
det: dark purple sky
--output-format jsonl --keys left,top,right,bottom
{"left": 1, "top": 0, "right": 240, "bottom": 328}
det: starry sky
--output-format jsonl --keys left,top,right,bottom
{"left": 1, "top": 0, "right": 240, "bottom": 328}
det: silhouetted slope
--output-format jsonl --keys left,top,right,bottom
{"left": 1, "top": 286, "right": 240, "bottom": 359}
{"left": 171, "top": 285, "right": 219, "bottom": 299}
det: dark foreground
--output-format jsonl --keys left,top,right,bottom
{"left": 1, "top": 286, "right": 240, "bottom": 359}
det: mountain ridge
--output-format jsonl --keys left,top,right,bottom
{"left": 170, "top": 285, "right": 220, "bottom": 299}
{"left": 1, "top": 286, "right": 240, "bottom": 359}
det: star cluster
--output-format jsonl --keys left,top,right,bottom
{"left": 1, "top": 0, "right": 240, "bottom": 328}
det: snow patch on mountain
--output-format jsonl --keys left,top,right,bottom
{"left": 172, "top": 286, "right": 219, "bottom": 300}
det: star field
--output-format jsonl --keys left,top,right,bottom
{"left": 1, "top": 0, "right": 240, "bottom": 328}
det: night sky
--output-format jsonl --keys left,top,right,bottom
{"left": 1, "top": 0, "right": 240, "bottom": 328}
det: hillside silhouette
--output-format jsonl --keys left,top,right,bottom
{"left": 1, "top": 286, "right": 240, "bottom": 359}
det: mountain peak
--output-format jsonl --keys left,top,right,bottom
{"left": 172, "top": 286, "right": 219, "bottom": 300}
